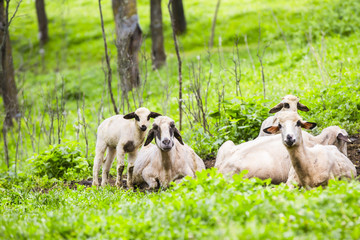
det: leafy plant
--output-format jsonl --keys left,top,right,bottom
{"left": 28, "top": 141, "right": 91, "bottom": 181}
{"left": 186, "top": 97, "right": 269, "bottom": 159}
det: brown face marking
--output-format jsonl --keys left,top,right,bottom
{"left": 123, "top": 141, "right": 135, "bottom": 152}
{"left": 153, "top": 124, "right": 162, "bottom": 140}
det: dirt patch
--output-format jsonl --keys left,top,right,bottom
{"left": 203, "top": 158, "right": 216, "bottom": 169}
{"left": 348, "top": 134, "right": 360, "bottom": 176}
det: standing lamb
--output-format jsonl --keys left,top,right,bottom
{"left": 132, "top": 116, "right": 205, "bottom": 189}
{"left": 264, "top": 111, "right": 356, "bottom": 189}
{"left": 258, "top": 94, "right": 309, "bottom": 137}
{"left": 92, "top": 107, "right": 161, "bottom": 187}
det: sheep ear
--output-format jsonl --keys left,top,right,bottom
{"left": 148, "top": 112, "right": 162, "bottom": 119}
{"left": 297, "top": 102, "right": 310, "bottom": 112}
{"left": 174, "top": 128, "right": 184, "bottom": 145}
{"left": 263, "top": 126, "right": 279, "bottom": 134}
{"left": 301, "top": 121, "right": 317, "bottom": 130}
{"left": 123, "top": 112, "right": 136, "bottom": 119}
{"left": 144, "top": 129, "right": 155, "bottom": 146}
{"left": 269, "top": 103, "right": 284, "bottom": 113}
{"left": 337, "top": 133, "right": 352, "bottom": 143}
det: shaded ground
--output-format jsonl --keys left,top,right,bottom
{"left": 68, "top": 134, "right": 360, "bottom": 190}
{"left": 348, "top": 134, "right": 360, "bottom": 176}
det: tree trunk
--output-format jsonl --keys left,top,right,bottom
{"left": 112, "top": 0, "right": 142, "bottom": 94}
{"left": 150, "top": 0, "right": 166, "bottom": 69}
{"left": 170, "top": 0, "right": 186, "bottom": 35}
{"left": 0, "top": 0, "right": 19, "bottom": 127}
{"left": 35, "top": 0, "right": 48, "bottom": 45}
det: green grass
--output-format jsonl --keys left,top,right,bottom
{"left": 0, "top": 0, "right": 360, "bottom": 238}
{"left": 1, "top": 170, "right": 360, "bottom": 239}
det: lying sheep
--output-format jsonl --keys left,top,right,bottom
{"left": 132, "top": 116, "right": 205, "bottom": 189}
{"left": 264, "top": 112, "right": 356, "bottom": 188}
{"left": 216, "top": 125, "right": 352, "bottom": 183}
{"left": 92, "top": 107, "right": 161, "bottom": 187}
{"left": 258, "top": 95, "right": 309, "bottom": 137}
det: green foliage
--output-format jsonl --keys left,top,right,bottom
{"left": 0, "top": 169, "right": 360, "bottom": 239}
{"left": 188, "top": 97, "right": 269, "bottom": 158}
{"left": 301, "top": 0, "right": 360, "bottom": 39}
{"left": 28, "top": 141, "right": 91, "bottom": 181}
{"left": 301, "top": 80, "right": 360, "bottom": 134}
{"left": 217, "top": 97, "right": 269, "bottom": 142}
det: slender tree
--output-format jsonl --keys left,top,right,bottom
{"left": 150, "top": 0, "right": 166, "bottom": 69}
{"left": 168, "top": 0, "right": 183, "bottom": 130}
{"left": 170, "top": 0, "right": 186, "bottom": 35}
{"left": 35, "top": 0, "right": 48, "bottom": 45}
{"left": 0, "top": 0, "right": 19, "bottom": 127}
{"left": 112, "top": 0, "right": 142, "bottom": 94}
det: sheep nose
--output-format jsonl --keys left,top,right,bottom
{"left": 140, "top": 125, "right": 147, "bottom": 131}
{"left": 285, "top": 135, "right": 295, "bottom": 146}
{"left": 162, "top": 139, "right": 171, "bottom": 145}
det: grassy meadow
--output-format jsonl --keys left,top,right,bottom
{"left": 0, "top": 0, "right": 360, "bottom": 238}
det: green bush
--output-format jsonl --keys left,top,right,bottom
{"left": 187, "top": 97, "right": 269, "bottom": 159}
{"left": 28, "top": 141, "right": 91, "bottom": 181}
{"left": 303, "top": 80, "right": 360, "bottom": 134}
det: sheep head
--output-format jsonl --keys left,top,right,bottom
{"left": 269, "top": 95, "right": 309, "bottom": 113}
{"left": 264, "top": 112, "right": 316, "bottom": 147}
{"left": 326, "top": 126, "right": 352, "bottom": 156}
{"left": 123, "top": 107, "right": 161, "bottom": 132}
{"left": 144, "top": 116, "right": 184, "bottom": 151}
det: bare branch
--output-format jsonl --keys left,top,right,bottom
{"left": 209, "top": 0, "right": 221, "bottom": 49}
{"left": 270, "top": 8, "right": 291, "bottom": 55}
{"left": 98, "top": 0, "right": 118, "bottom": 114}
{"left": 256, "top": 17, "right": 270, "bottom": 100}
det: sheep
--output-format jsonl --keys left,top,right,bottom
{"left": 92, "top": 107, "right": 161, "bottom": 187}
{"left": 263, "top": 111, "right": 356, "bottom": 188}
{"left": 215, "top": 125, "right": 352, "bottom": 183}
{"left": 302, "top": 126, "right": 352, "bottom": 156}
{"left": 216, "top": 135, "right": 292, "bottom": 183}
{"left": 258, "top": 95, "right": 309, "bottom": 137}
{"left": 132, "top": 116, "right": 205, "bottom": 189}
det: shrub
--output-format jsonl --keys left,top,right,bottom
{"left": 187, "top": 97, "right": 269, "bottom": 159}
{"left": 28, "top": 141, "right": 91, "bottom": 181}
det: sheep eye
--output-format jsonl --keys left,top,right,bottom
{"left": 278, "top": 123, "right": 282, "bottom": 129}
{"left": 153, "top": 124, "right": 158, "bottom": 130}
{"left": 284, "top": 103, "right": 290, "bottom": 108}
{"left": 296, "top": 120, "right": 301, "bottom": 127}
{"left": 135, "top": 115, "right": 140, "bottom": 121}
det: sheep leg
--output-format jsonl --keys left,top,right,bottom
{"left": 101, "top": 147, "right": 117, "bottom": 186}
{"left": 142, "top": 167, "right": 158, "bottom": 189}
{"left": 126, "top": 151, "right": 138, "bottom": 188}
{"left": 92, "top": 141, "right": 107, "bottom": 186}
{"left": 115, "top": 149, "right": 125, "bottom": 188}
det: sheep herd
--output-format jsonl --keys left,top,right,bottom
{"left": 92, "top": 95, "right": 357, "bottom": 190}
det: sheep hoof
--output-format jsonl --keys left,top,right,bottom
{"left": 92, "top": 180, "right": 99, "bottom": 187}
{"left": 115, "top": 180, "right": 123, "bottom": 188}
{"left": 127, "top": 182, "right": 134, "bottom": 189}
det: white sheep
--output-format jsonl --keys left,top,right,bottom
{"left": 132, "top": 116, "right": 205, "bottom": 189}
{"left": 215, "top": 125, "right": 352, "bottom": 183}
{"left": 258, "top": 95, "right": 309, "bottom": 137}
{"left": 92, "top": 107, "right": 161, "bottom": 187}
{"left": 264, "top": 111, "right": 356, "bottom": 188}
